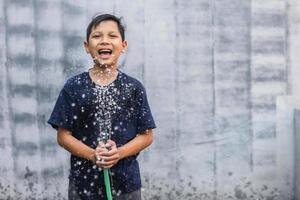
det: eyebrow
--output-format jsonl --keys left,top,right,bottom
{"left": 92, "top": 31, "right": 118, "bottom": 34}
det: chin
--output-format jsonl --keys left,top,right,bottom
{"left": 99, "top": 62, "right": 115, "bottom": 68}
{"left": 94, "top": 57, "right": 118, "bottom": 68}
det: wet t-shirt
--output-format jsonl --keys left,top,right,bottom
{"left": 48, "top": 70, "right": 156, "bottom": 199}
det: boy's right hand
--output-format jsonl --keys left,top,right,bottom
{"left": 95, "top": 140, "right": 121, "bottom": 169}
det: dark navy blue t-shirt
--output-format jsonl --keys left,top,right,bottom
{"left": 48, "top": 70, "right": 156, "bottom": 199}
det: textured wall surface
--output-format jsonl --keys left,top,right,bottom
{"left": 0, "top": 0, "right": 300, "bottom": 199}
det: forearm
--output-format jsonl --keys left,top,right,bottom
{"left": 57, "top": 128, "right": 96, "bottom": 163}
{"left": 118, "top": 129, "right": 153, "bottom": 160}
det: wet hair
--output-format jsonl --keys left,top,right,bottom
{"left": 86, "top": 13, "right": 125, "bottom": 42}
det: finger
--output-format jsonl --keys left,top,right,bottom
{"left": 106, "top": 140, "right": 116, "bottom": 146}
{"left": 97, "top": 141, "right": 106, "bottom": 147}
{"left": 96, "top": 143, "right": 109, "bottom": 150}
{"left": 105, "top": 140, "right": 117, "bottom": 151}
{"left": 104, "top": 143, "right": 112, "bottom": 151}
{"left": 101, "top": 161, "right": 116, "bottom": 168}
{"left": 95, "top": 161, "right": 105, "bottom": 168}
{"left": 95, "top": 157, "right": 102, "bottom": 164}
{"left": 99, "top": 148, "right": 118, "bottom": 157}
{"left": 105, "top": 141, "right": 115, "bottom": 150}
{"left": 97, "top": 145, "right": 109, "bottom": 151}
{"left": 100, "top": 154, "right": 119, "bottom": 162}
{"left": 101, "top": 160, "right": 115, "bottom": 166}
{"left": 95, "top": 157, "right": 110, "bottom": 165}
{"left": 96, "top": 158, "right": 116, "bottom": 168}
{"left": 102, "top": 165, "right": 114, "bottom": 169}
{"left": 96, "top": 147, "right": 108, "bottom": 155}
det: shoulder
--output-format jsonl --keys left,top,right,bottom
{"left": 65, "top": 72, "right": 89, "bottom": 87}
{"left": 119, "top": 71, "right": 145, "bottom": 92}
{"left": 63, "top": 72, "right": 90, "bottom": 95}
{"left": 64, "top": 72, "right": 89, "bottom": 89}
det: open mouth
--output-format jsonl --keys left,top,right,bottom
{"left": 97, "top": 49, "right": 112, "bottom": 58}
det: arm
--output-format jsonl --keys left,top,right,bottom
{"left": 96, "top": 129, "right": 153, "bottom": 168}
{"left": 57, "top": 128, "right": 96, "bottom": 163}
{"left": 119, "top": 129, "right": 153, "bottom": 159}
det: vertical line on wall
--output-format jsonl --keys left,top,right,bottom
{"left": 113, "top": 1, "right": 116, "bottom": 15}
{"left": 141, "top": 0, "right": 145, "bottom": 85}
{"left": 174, "top": 0, "right": 180, "bottom": 194}
{"left": 61, "top": 0, "right": 67, "bottom": 78}
{"left": 210, "top": 0, "right": 217, "bottom": 198}
{"left": 293, "top": 110, "right": 297, "bottom": 200}
{"left": 32, "top": 0, "right": 43, "bottom": 197}
{"left": 59, "top": 0, "right": 70, "bottom": 185}
{"left": 173, "top": 0, "right": 180, "bottom": 195}
{"left": 3, "top": 0, "right": 17, "bottom": 182}
{"left": 284, "top": 1, "right": 291, "bottom": 95}
{"left": 2, "top": 0, "right": 15, "bottom": 197}
{"left": 249, "top": 0, "right": 254, "bottom": 173}
{"left": 140, "top": 0, "right": 148, "bottom": 194}
{"left": 137, "top": 0, "right": 145, "bottom": 84}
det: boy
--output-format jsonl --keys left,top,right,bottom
{"left": 48, "top": 14, "right": 156, "bottom": 200}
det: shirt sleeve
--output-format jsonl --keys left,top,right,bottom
{"left": 135, "top": 85, "right": 156, "bottom": 134}
{"left": 47, "top": 88, "right": 77, "bottom": 132}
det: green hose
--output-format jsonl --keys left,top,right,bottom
{"left": 104, "top": 168, "right": 113, "bottom": 200}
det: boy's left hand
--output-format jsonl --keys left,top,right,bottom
{"left": 95, "top": 140, "right": 121, "bottom": 169}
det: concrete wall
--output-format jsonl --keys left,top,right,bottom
{"left": 295, "top": 110, "right": 300, "bottom": 200}
{"left": 0, "top": 0, "right": 300, "bottom": 199}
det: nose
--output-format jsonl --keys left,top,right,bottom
{"left": 100, "top": 35, "right": 110, "bottom": 45}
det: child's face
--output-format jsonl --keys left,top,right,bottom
{"left": 84, "top": 20, "right": 127, "bottom": 68}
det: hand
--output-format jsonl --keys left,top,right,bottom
{"left": 95, "top": 140, "right": 121, "bottom": 169}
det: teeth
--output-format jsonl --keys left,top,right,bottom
{"left": 98, "top": 49, "right": 112, "bottom": 54}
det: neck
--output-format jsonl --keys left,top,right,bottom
{"left": 94, "top": 64, "right": 117, "bottom": 74}
{"left": 90, "top": 64, "right": 118, "bottom": 86}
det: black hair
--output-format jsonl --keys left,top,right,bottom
{"left": 86, "top": 14, "right": 125, "bottom": 42}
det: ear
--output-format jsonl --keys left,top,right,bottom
{"left": 84, "top": 41, "right": 90, "bottom": 54}
{"left": 122, "top": 40, "right": 128, "bottom": 52}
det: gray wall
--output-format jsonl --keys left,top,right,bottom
{"left": 0, "top": 0, "right": 300, "bottom": 199}
{"left": 295, "top": 110, "right": 300, "bottom": 200}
